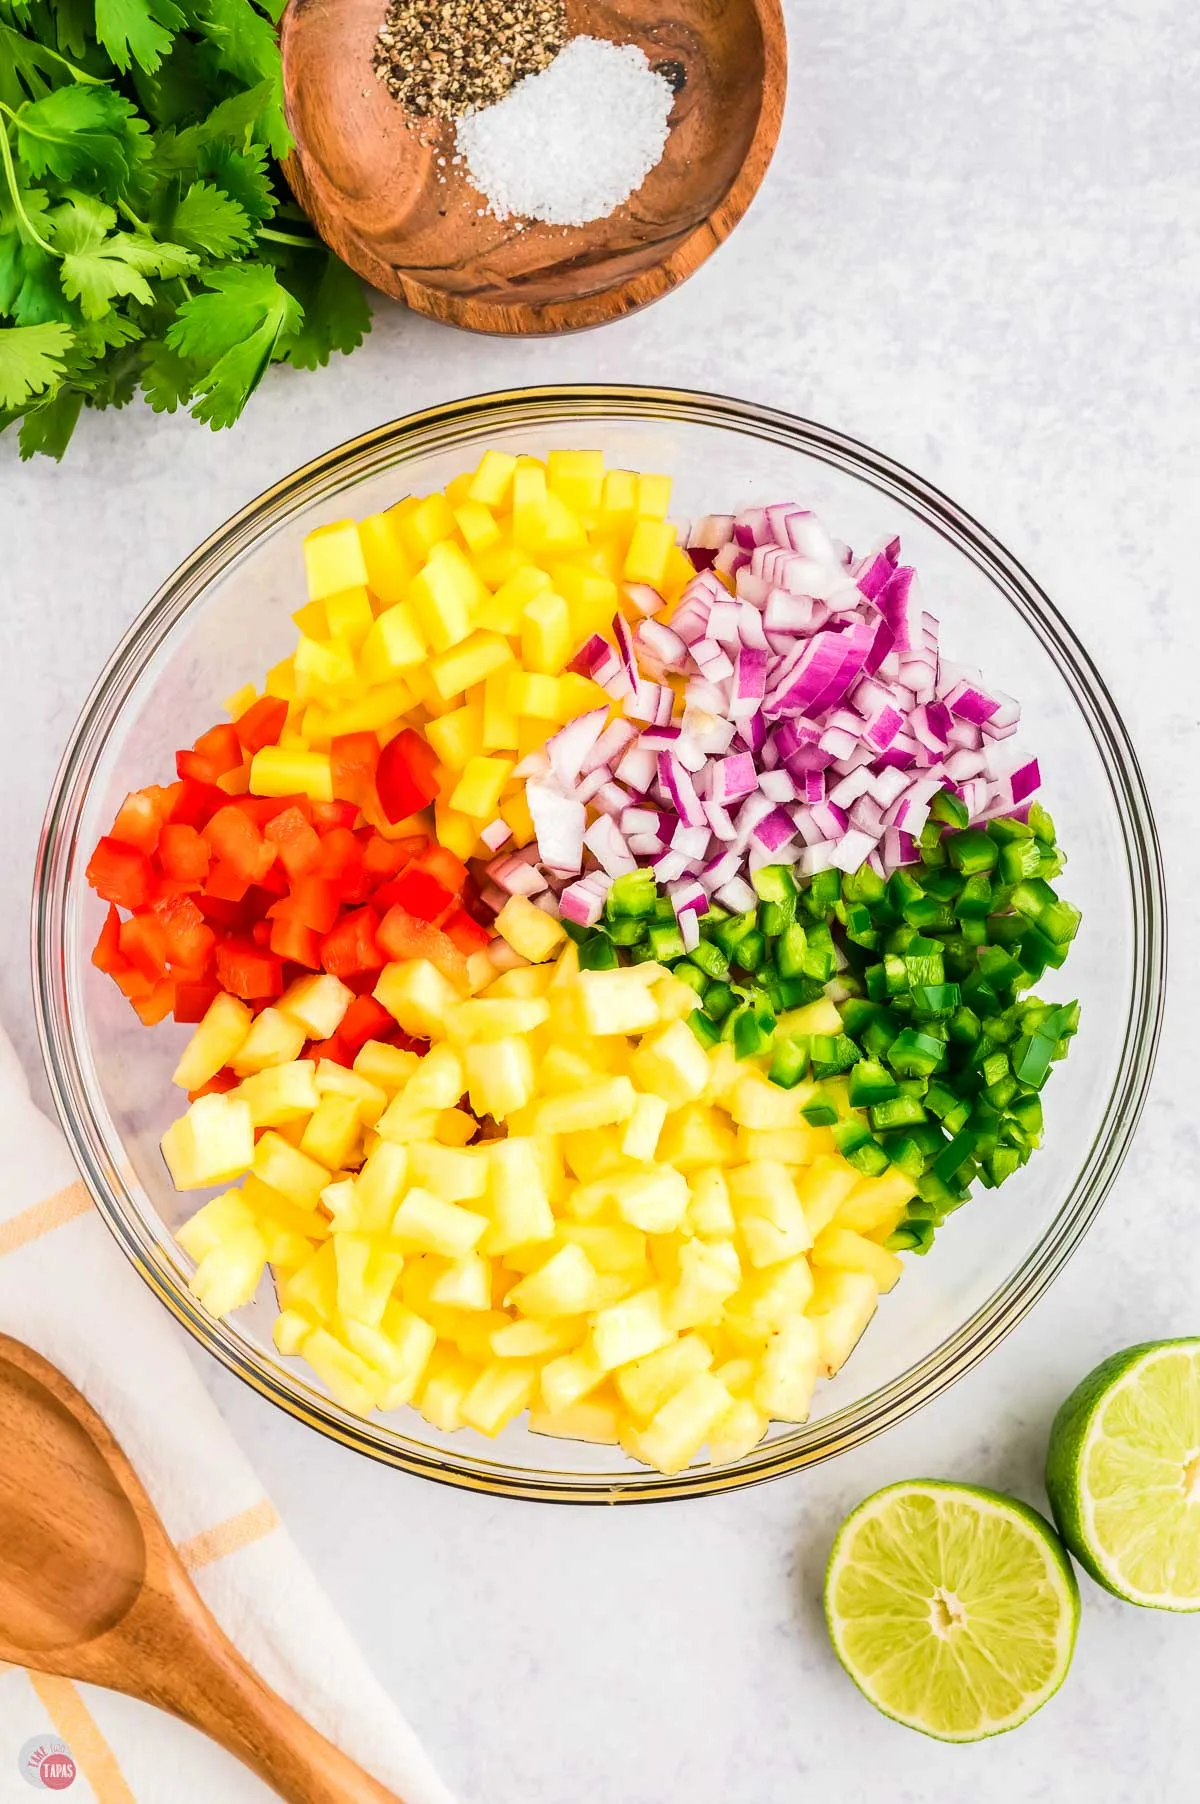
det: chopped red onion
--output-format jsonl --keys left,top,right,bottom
{"left": 480, "top": 818, "right": 513, "bottom": 852}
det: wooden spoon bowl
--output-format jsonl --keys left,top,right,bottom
{"left": 0, "top": 1335, "right": 403, "bottom": 1803}
{"left": 279, "top": 0, "right": 786, "bottom": 333}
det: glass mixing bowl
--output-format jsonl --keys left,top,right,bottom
{"left": 33, "top": 386, "right": 1165, "bottom": 1502}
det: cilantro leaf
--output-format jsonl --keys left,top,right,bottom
{"left": 166, "top": 261, "right": 300, "bottom": 427}
{"left": 199, "top": 139, "right": 273, "bottom": 221}
{"left": 139, "top": 335, "right": 196, "bottom": 411}
{"left": 0, "top": 18, "right": 64, "bottom": 106}
{"left": 0, "top": 319, "right": 73, "bottom": 407}
{"left": 11, "top": 84, "right": 150, "bottom": 196}
{"left": 16, "top": 382, "right": 83, "bottom": 457}
{"left": 94, "top": 0, "right": 185, "bottom": 74}
{"left": 191, "top": 0, "right": 290, "bottom": 158}
{"left": 169, "top": 178, "right": 251, "bottom": 256}
{"left": 51, "top": 194, "right": 196, "bottom": 319}
{"left": 3, "top": 237, "right": 71, "bottom": 323}
{"left": 277, "top": 249, "right": 371, "bottom": 371}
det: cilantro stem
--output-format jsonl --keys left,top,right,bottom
{"left": 118, "top": 198, "right": 149, "bottom": 232}
{"left": 0, "top": 113, "right": 55, "bottom": 256}
{"left": 258, "top": 227, "right": 321, "bottom": 250}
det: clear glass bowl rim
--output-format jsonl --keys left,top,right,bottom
{"left": 32, "top": 383, "right": 1167, "bottom": 1504}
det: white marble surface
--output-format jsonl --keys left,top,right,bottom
{"left": 2, "top": 0, "right": 1199, "bottom": 1797}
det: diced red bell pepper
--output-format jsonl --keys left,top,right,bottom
{"left": 443, "top": 906, "right": 491, "bottom": 956}
{"left": 151, "top": 893, "right": 216, "bottom": 971}
{"left": 275, "top": 875, "right": 341, "bottom": 934}
{"left": 159, "top": 823, "right": 210, "bottom": 886}
{"left": 204, "top": 805, "right": 277, "bottom": 885}
{"left": 86, "top": 837, "right": 154, "bottom": 911}
{"left": 306, "top": 1034, "right": 353, "bottom": 1068}
{"left": 91, "top": 905, "right": 125, "bottom": 975}
{"left": 264, "top": 805, "right": 322, "bottom": 879}
{"left": 336, "top": 993, "right": 394, "bottom": 1052}
{"left": 320, "top": 907, "right": 382, "bottom": 978}
{"left": 204, "top": 860, "right": 251, "bottom": 904}
{"left": 362, "top": 832, "right": 425, "bottom": 881}
{"left": 375, "top": 728, "right": 440, "bottom": 824}
{"left": 194, "top": 722, "right": 243, "bottom": 774}
{"left": 315, "top": 826, "right": 365, "bottom": 890}
{"left": 132, "top": 983, "right": 176, "bottom": 1027}
{"left": 233, "top": 695, "right": 289, "bottom": 754}
{"left": 168, "top": 778, "right": 226, "bottom": 829}
{"left": 173, "top": 981, "right": 220, "bottom": 1023}
{"left": 215, "top": 940, "right": 283, "bottom": 1000}
{"left": 187, "top": 1069, "right": 239, "bottom": 1101}
{"left": 331, "top": 732, "right": 380, "bottom": 804}
{"left": 414, "top": 843, "right": 470, "bottom": 894}
{"left": 110, "top": 789, "right": 164, "bottom": 855}
{"left": 250, "top": 919, "right": 272, "bottom": 947}
{"left": 309, "top": 800, "right": 361, "bottom": 833}
{"left": 119, "top": 913, "right": 171, "bottom": 982}
{"left": 376, "top": 905, "right": 466, "bottom": 984}
{"left": 269, "top": 912, "right": 322, "bottom": 968}
{"left": 390, "top": 866, "right": 453, "bottom": 922}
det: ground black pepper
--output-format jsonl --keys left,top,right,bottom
{"left": 372, "top": 0, "right": 567, "bottom": 122}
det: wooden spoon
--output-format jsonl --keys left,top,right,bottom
{"left": 280, "top": 0, "right": 787, "bottom": 333}
{"left": 0, "top": 1334, "right": 403, "bottom": 1804}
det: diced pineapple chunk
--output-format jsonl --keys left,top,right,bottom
{"left": 577, "top": 970, "right": 660, "bottom": 1036}
{"left": 631, "top": 1019, "right": 711, "bottom": 1106}
{"left": 754, "top": 1316, "right": 819, "bottom": 1422}
{"left": 708, "top": 1397, "right": 768, "bottom": 1466}
{"left": 529, "top": 1395, "right": 622, "bottom": 1445}
{"left": 334, "top": 1233, "right": 405, "bottom": 1327}
{"left": 615, "top": 1332, "right": 713, "bottom": 1422}
{"left": 811, "top": 1226, "right": 904, "bottom": 1292}
{"left": 229, "top": 1006, "right": 307, "bottom": 1076}
{"left": 634, "top": 1372, "right": 732, "bottom": 1476}
{"left": 353, "top": 1040, "right": 421, "bottom": 1092}
{"left": 612, "top": 1166, "right": 690, "bottom": 1234}
{"left": 429, "top": 1253, "right": 492, "bottom": 1311}
{"left": 490, "top": 1316, "right": 585, "bottom": 1359}
{"left": 465, "top": 1036, "right": 535, "bottom": 1120}
{"left": 727, "top": 1162, "right": 813, "bottom": 1267}
{"left": 461, "top": 1361, "right": 539, "bottom": 1436}
{"left": 687, "top": 1167, "right": 735, "bottom": 1237}
{"left": 277, "top": 972, "right": 354, "bottom": 1041}
{"left": 480, "top": 1137, "right": 555, "bottom": 1253}
{"left": 418, "top": 1355, "right": 480, "bottom": 1432}
{"left": 299, "top": 1094, "right": 363, "bottom": 1169}
{"left": 252, "top": 1131, "right": 330, "bottom": 1208}
{"left": 161, "top": 1093, "right": 255, "bottom": 1190}
{"left": 190, "top": 1224, "right": 268, "bottom": 1317}
{"left": 539, "top": 1344, "right": 607, "bottom": 1414}
{"left": 447, "top": 998, "right": 550, "bottom": 1042}
{"left": 375, "top": 959, "right": 462, "bottom": 1039}
{"left": 172, "top": 992, "right": 253, "bottom": 1091}
{"left": 392, "top": 1188, "right": 487, "bottom": 1259}
{"left": 833, "top": 1169, "right": 917, "bottom": 1237}
{"left": 177, "top": 1188, "right": 256, "bottom": 1263}
{"left": 807, "top": 1269, "right": 879, "bottom": 1376}
{"left": 507, "top": 1244, "right": 603, "bottom": 1318}
{"left": 621, "top": 1092, "right": 668, "bottom": 1162}
{"left": 234, "top": 1060, "right": 321, "bottom": 1126}
{"left": 591, "top": 1286, "right": 673, "bottom": 1372}
{"left": 794, "top": 1157, "right": 860, "bottom": 1235}
{"left": 494, "top": 894, "right": 565, "bottom": 963}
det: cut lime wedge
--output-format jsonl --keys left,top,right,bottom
{"left": 1045, "top": 1338, "right": 1200, "bottom": 1610}
{"left": 824, "top": 1480, "right": 1079, "bottom": 1741}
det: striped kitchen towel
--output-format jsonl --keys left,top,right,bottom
{"left": 0, "top": 1022, "right": 455, "bottom": 1804}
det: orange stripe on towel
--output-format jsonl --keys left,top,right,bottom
{"left": 28, "top": 1672, "right": 136, "bottom": 1804}
{"left": 178, "top": 1497, "right": 281, "bottom": 1571}
{"left": 0, "top": 1181, "right": 92, "bottom": 1258}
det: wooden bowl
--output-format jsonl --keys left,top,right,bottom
{"left": 279, "top": 0, "right": 787, "bottom": 335}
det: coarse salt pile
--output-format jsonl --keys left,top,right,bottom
{"left": 456, "top": 36, "right": 674, "bottom": 227}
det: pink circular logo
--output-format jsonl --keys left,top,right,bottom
{"left": 17, "top": 1737, "right": 76, "bottom": 1790}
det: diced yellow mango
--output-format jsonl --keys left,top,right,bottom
{"left": 172, "top": 992, "right": 254, "bottom": 1092}
{"left": 361, "top": 601, "right": 428, "bottom": 682}
{"left": 623, "top": 518, "right": 675, "bottom": 589}
{"left": 520, "top": 590, "right": 572, "bottom": 674}
{"left": 430, "top": 630, "right": 513, "bottom": 702}
{"left": 499, "top": 785, "right": 535, "bottom": 846}
{"left": 467, "top": 448, "right": 517, "bottom": 508}
{"left": 293, "top": 635, "right": 358, "bottom": 701}
{"left": 600, "top": 468, "right": 637, "bottom": 524}
{"left": 635, "top": 472, "right": 672, "bottom": 519}
{"left": 323, "top": 585, "right": 374, "bottom": 648}
{"left": 408, "top": 541, "right": 489, "bottom": 651}
{"left": 249, "top": 746, "right": 333, "bottom": 802}
{"left": 453, "top": 500, "right": 501, "bottom": 554}
{"left": 547, "top": 449, "right": 605, "bottom": 514}
{"left": 397, "top": 491, "right": 456, "bottom": 560}
{"left": 449, "top": 754, "right": 515, "bottom": 819}
{"left": 303, "top": 521, "right": 369, "bottom": 600}
{"left": 357, "top": 509, "right": 415, "bottom": 604}
{"left": 427, "top": 702, "right": 484, "bottom": 771}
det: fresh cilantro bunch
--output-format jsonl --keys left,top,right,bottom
{"left": 0, "top": 0, "right": 372, "bottom": 458}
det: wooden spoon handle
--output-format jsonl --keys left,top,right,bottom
{"left": 150, "top": 1618, "right": 405, "bottom": 1804}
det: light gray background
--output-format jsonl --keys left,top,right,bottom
{"left": 2, "top": 1, "right": 1198, "bottom": 1797}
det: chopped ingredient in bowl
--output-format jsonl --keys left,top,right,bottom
{"left": 456, "top": 38, "right": 675, "bottom": 226}
{"left": 373, "top": 0, "right": 567, "bottom": 122}
{"left": 84, "top": 446, "right": 1080, "bottom": 1476}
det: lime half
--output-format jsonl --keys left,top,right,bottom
{"left": 1045, "top": 1338, "right": 1200, "bottom": 1610}
{"left": 824, "top": 1480, "right": 1079, "bottom": 1741}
